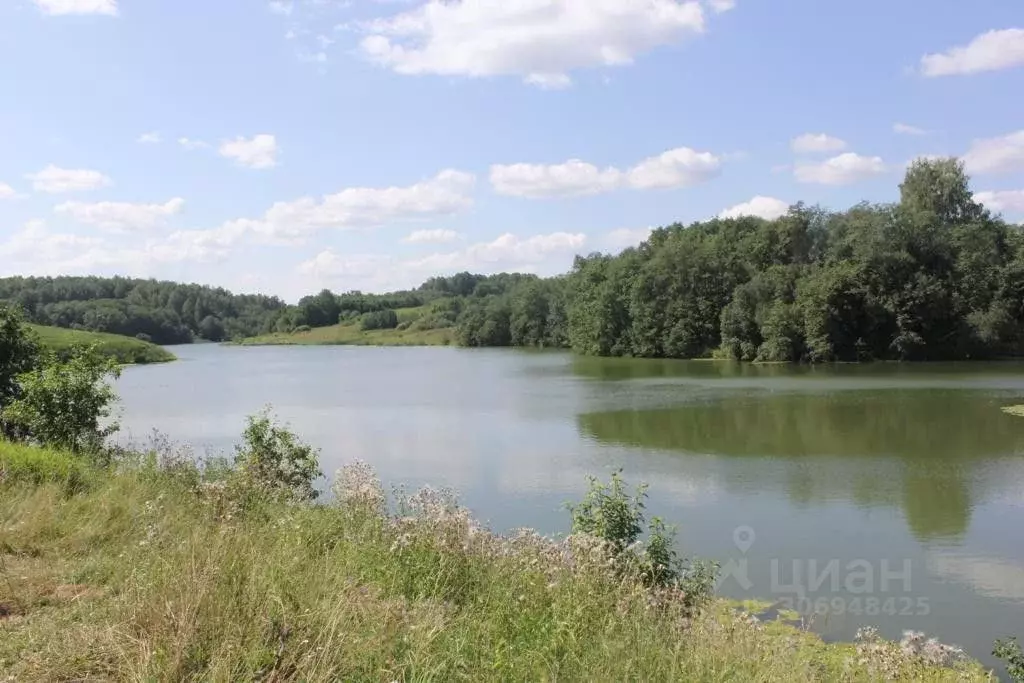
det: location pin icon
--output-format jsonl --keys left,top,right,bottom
{"left": 733, "top": 525, "right": 755, "bottom": 554}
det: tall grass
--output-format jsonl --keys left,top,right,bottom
{"left": 0, "top": 443, "right": 995, "bottom": 681}
{"left": 27, "top": 324, "right": 176, "bottom": 364}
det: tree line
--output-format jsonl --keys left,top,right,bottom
{"left": 0, "top": 276, "right": 287, "bottom": 344}
{"left": 2, "top": 160, "right": 1021, "bottom": 361}
{"left": 458, "top": 158, "right": 1024, "bottom": 362}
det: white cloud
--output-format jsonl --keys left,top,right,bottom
{"left": 178, "top": 137, "right": 210, "bottom": 150}
{"left": 707, "top": 0, "right": 735, "bottom": 12}
{"left": 962, "top": 130, "right": 1024, "bottom": 175}
{"left": 920, "top": 28, "right": 1024, "bottom": 77}
{"left": 193, "top": 169, "right": 475, "bottom": 247}
{"left": 55, "top": 197, "right": 185, "bottom": 232}
{"left": 491, "top": 160, "right": 622, "bottom": 199}
{"left": 893, "top": 122, "right": 927, "bottom": 136}
{"left": 32, "top": 0, "right": 117, "bottom": 16}
{"left": 218, "top": 134, "right": 279, "bottom": 169}
{"left": 137, "top": 131, "right": 162, "bottom": 144}
{"left": 627, "top": 147, "right": 721, "bottom": 189}
{"left": 300, "top": 231, "right": 586, "bottom": 290}
{"left": 0, "top": 183, "right": 16, "bottom": 200}
{"left": 0, "top": 220, "right": 104, "bottom": 271}
{"left": 490, "top": 146, "right": 721, "bottom": 198}
{"left": 403, "top": 228, "right": 459, "bottom": 244}
{"left": 359, "top": 0, "right": 706, "bottom": 87}
{"left": 794, "top": 153, "right": 887, "bottom": 185}
{"left": 25, "top": 165, "right": 112, "bottom": 193}
{"left": 974, "top": 189, "right": 1024, "bottom": 215}
{"left": 269, "top": 1, "right": 293, "bottom": 15}
{"left": 603, "top": 227, "right": 653, "bottom": 251}
{"left": 718, "top": 195, "right": 789, "bottom": 220}
{"left": 791, "top": 133, "right": 847, "bottom": 154}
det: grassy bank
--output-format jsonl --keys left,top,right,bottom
{"left": 27, "top": 324, "right": 176, "bottom": 364}
{"left": 236, "top": 319, "right": 455, "bottom": 347}
{"left": 0, "top": 442, "right": 996, "bottom": 681}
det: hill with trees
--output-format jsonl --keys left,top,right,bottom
{"left": 3, "top": 159, "right": 1022, "bottom": 362}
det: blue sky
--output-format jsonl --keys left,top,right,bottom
{"left": 1, "top": 0, "right": 1022, "bottom": 301}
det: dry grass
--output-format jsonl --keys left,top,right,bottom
{"left": 0, "top": 445, "right": 996, "bottom": 682}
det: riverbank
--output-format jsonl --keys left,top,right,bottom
{"left": 0, "top": 441, "right": 995, "bottom": 681}
{"left": 235, "top": 320, "right": 455, "bottom": 347}
{"left": 28, "top": 324, "right": 176, "bottom": 365}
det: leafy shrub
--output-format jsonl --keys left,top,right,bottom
{"left": 994, "top": 637, "right": 1024, "bottom": 682}
{"left": 0, "top": 304, "right": 40, "bottom": 417}
{"left": 1, "top": 345, "right": 120, "bottom": 456}
{"left": 360, "top": 309, "right": 399, "bottom": 331}
{"left": 567, "top": 469, "right": 717, "bottom": 604}
{"left": 233, "top": 409, "right": 322, "bottom": 501}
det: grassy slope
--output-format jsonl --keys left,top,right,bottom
{"left": 237, "top": 307, "right": 455, "bottom": 347}
{"left": 27, "top": 324, "right": 176, "bottom": 364}
{"left": 0, "top": 443, "right": 993, "bottom": 682}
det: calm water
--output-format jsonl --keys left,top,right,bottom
{"left": 115, "top": 344, "right": 1024, "bottom": 671}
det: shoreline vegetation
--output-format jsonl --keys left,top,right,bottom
{"left": 4, "top": 160, "right": 1024, "bottom": 365}
{"left": 2, "top": 311, "right": 1021, "bottom": 680}
{"left": 0, "top": 435, "right": 999, "bottom": 681}
{"left": 27, "top": 324, "right": 176, "bottom": 365}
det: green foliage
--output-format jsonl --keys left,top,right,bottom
{"left": 994, "top": 637, "right": 1024, "bottom": 682}
{"left": 27, "top": 324, "right": 175, "bottom": 364}
{"left": 568, "top": 470, "right": 647, "bottom": 553}
{"left": 0, "top": 440, "right": 94, "bottom": 493}
{"left": 562, "top": 159, "right": 1024, "bottom": 362}
{"left": 567, "top": 470, "right": 717, "bottom": 601}
{"left": 0, "top": 275, "right": 286, "bottom": 344}
{"left": 0, "top": 304, "right": 40, "bottom": 417}
{"left": 233, "top": 409, "right": 323, "bottom": 501}
{"left": 1, "top": 345, "right": 121, "bottom": 455}
{"left": 359, "top": 308, "right": 399, "bottom": 331}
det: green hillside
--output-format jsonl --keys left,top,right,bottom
{"left": 27, "top": 325, "right": 176, "bottom": 365}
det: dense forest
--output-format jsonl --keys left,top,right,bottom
{"left": 2, "top": 159, "right": 1022, "bottom": 361}
{"left": 0, "top": 277, "right": 287, "bottom": 344}
{"left": 451, "top": 158, "right": 1024, "bottom": 362}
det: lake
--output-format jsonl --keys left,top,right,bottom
{"left": 115, "top": 343, "right": 1024, "bottom": 671}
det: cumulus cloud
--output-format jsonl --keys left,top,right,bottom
{"left": 791, "top": 133, "right": 847, "bottom": 154}
{"left": 0, "top": 220, "right": 105, "bottom": 272}
{"left": 920, "top": 28, "right": 1024, "bottom": 77}
{"left": 962, "top": 130, "right": 1024, "bottom": 175}
{"left": 359, "top": 0, "right": 707, "bottom": 87}
{"left": 403, "top": 228, "right": 459, "bottom": 244}
{"left": 603, "top": 227, "right": 654, "bottom": 251}
{"left": 300, "top": 231, "right": 585, "bottom": 290}
{"left": 25, "top": 165, "right": 112, "bottom": 193}
{"left": 137, "top": 131, "right": 162, "bottom": 144}
{"left": 491, "top": 147, "right": 721, "bottom": 198}
{"left": 718, "top": 195, "right": 789, "bottom": 220}
{"left": 974, "top": 189, "right": 1024, "bottom": 215}
{"left": 178, "top": 137, "right": 210, "bottom": 150}
{"left": 218, "top": 134, "right": 279, "bottom": 169}
{"left": 707, "top": 0, "right": 735, "bottom": 12}
{"left": 32, "top": 0, "right": 117, "bottom": 16}
{"left": 794, "top": 153, "right": 887, "bottom": 185}
{"left": 0, "top": 183, "right": 16, "bottom": 200}
{"left": 55, "top": 197, "right": 185, "bottom": 232}
{"left": 183, "top": 169, "right": 475, "bottom": 247}
{"left": 893, "top": 122, "right": 928, "bottom": 136}
{"left": 268, "top": 1, "right": 293, "bottom": 15}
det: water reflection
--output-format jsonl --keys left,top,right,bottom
{"left": 577, "top": 390, "right": 1024, "bottom": 541}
